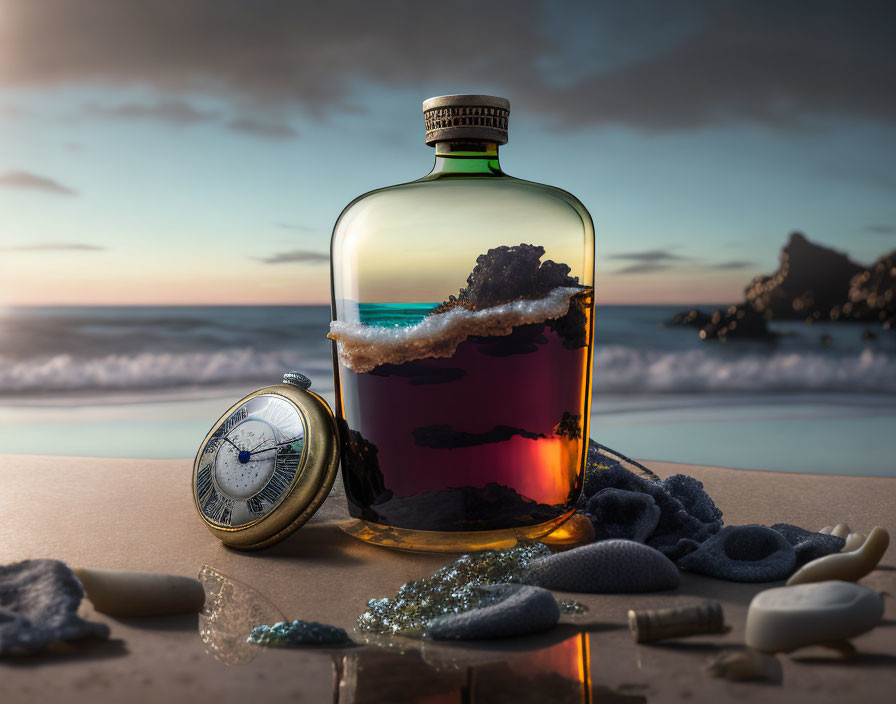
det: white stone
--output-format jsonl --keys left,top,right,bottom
{"left": 745, "top": 580, "right": 883, "bottom": 653}
{"left": 73, "top": 567, "right": 206, "bottom": 617}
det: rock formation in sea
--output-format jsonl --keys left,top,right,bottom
{"left": 696, "top": 303, "right": 773, "bottom": 341}
{"left": 670, "top": 232, "right": 896, "bottom": 338}
{"left": 744, "top": 231, "right": 866, "bottom": 321}
{"left": 837, "top": 250, "right": 896, "bottom": 329}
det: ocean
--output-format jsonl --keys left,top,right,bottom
{"left": 2, "top": 304, "right": 894, "bottom": 475}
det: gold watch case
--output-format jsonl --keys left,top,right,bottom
{"left": 192, "top": 379, "right": 339, "bottom": 550}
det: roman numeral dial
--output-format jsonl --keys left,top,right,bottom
{"left": 196, "top": 394, "right": 306, "bottom": 528}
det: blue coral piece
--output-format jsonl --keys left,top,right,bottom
{"left": 769, "top": 524, "right": 846, "bottom": 567}
{"left": 0, "top": 559, "right": 109, "bottom": 654}
{"left": 247, "top": 620, "right": 351, "bottom": 647}
{"left": 677, "top": 525, "right": 796, "bottom": 582}
{"left": 586, "top": 488, "right": 661, "bottom": 542}
{"left": 522, "top": 539, "right": 680, "bottom": 593}
{"left": 428, "top": 584, "right": 559, "bottom": 640}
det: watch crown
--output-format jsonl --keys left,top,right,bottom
{"left": 282, "top": 371, "right": 312, "bottom": 390}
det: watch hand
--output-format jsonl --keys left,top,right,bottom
{"left": 249, "top": 436, "right": 303, "bottom": 455}
{"left": 221, "top": 436, "right": 244, "bottom": 452}
{"left": 247, "top": 437, "right": 272, "bottom": 453}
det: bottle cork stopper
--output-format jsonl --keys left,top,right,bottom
{"left": 628, "top": 601, "right": 727, "bottom": 643}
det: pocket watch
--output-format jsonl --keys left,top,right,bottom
{"left": 192, "top": 372, "right": 339, "bottom": 550}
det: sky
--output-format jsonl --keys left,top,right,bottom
{"left": 1, "top": 0, "right": 895, "bottom": 306}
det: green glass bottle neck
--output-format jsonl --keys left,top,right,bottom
{"left": 427, "top": 141, "right": 504, "bottom": 177}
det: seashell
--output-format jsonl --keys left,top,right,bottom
{"left": 841, "top": 532, "right": 867, "bottom": 552}
{"left": 831, "top": 523, "right": 851, "bottom": 539}
{"left": 73, "top": 567, "right": 205, "bottom": 617}
{"left": 745, "top": 580, "right": 883, "bottom": 653}
{"left": 523, "top": 539, "right": 680, "bottom": 593}
{"left": 677, "top": 525, "right": 796, "bottom": 582}
{"left": 628, "top": 601, "right": 727, "bottom": 643}
{"left": 786, "top": 526, "right": 889, "bottom": 586}
{"left": 819, "top": 525, "right": 834, "bottom": 535}
{"left": 705, "top": 648, "right": 782, "bottom": 683}
{"left": 0, "top": 559, "right": 109, "bottom": 654}
{"left": 769, "top": 523, "right": 845, "bottom": 566}
{"left": 198, "top": 565, "right": 284, "bottom": 665}
{"left": 586, "top": 488, "right": 661, "bottom": 543}
{"left": 428, "top": 584, "right": 559, "bottom": 640}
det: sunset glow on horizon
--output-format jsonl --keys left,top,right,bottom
{"left": 2, "top": 1, "right": 894, "bottom": 307}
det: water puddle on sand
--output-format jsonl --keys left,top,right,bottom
{"left": 198, "top": 565, "right": 645, "bottom": 703}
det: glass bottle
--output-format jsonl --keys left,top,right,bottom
{"left": 329, "top": 95, "right": 595, "bottom": 552}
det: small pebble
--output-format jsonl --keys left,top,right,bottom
{"left": 73, "top": 567, "right": 205, "bottom": 617}
{"left": 746, "top": 580, "right": 883, "bottom": 653}
{"left": 706, "top": 648, "right": 782, "bottom": 683}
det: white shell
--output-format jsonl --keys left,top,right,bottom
{"left": 831, "top": 523, "right": 851, "bottom": 539}
{"left": 706, "top": 648, "right": 782, "bottom": 682}
{"left": 787, "top": 526, "right": 889, "bottom": 586}
{"left": 841, "top": 532, "right": 867, "bottom": 552}
{"left": 745, "top": 580, "right": 883, "bottom": 653}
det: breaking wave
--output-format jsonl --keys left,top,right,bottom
{"left": 1, "top": 337, "right": 894, "bottom": 397}
{"left": 0, "top": 349, "right": 333, "bottom": 395}
{"left": 594, "top": 345, "right": 896, "bottom": 394}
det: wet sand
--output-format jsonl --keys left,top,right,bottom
{"left": 1, "top": 454, "right": 894, "bottom": 703}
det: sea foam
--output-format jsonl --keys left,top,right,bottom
{"left": 2, "top": 332, "right": 896, "bottom": 396}
{"left": 328, "top": 286, "right": 581, "bottom": 373}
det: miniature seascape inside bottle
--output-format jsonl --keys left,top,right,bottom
{"left": 331, "top": 244, "right": 593, "bottom": 533}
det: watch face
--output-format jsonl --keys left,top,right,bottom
{"left": 196, "top": 394, "right": 306, "bottom": 528}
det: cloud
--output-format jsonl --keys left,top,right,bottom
{"left": 0, "top": 104, "right": 28, "bottom": 119}
{"left": 608, "top": 249, "right": 688, "bottom": 263}
{"left": 614, "top": 263, "right": 674, "bottom": 275}
{"left": 258, "top": 249, "right": 328, "bottom": 264}
{"left": 275, "top": 222, "right": 314, "bottom": 232}
{"left": 0, "top": 170, "right": 77, "bottom": 195}
{"left": 83, "top": 99, "right": 298, "bottom": 139}
{"left": 532, "top": 0, "right": 896, "bottom": 130}
{"left": 84, "top": 99, "right": 219, "bottom": 125}
{"left": 228, "top": 118, "right": 297, "bottom": 139}
{"left": 709, "top": 260, "right": 754, "bottom": 269}
{"left": 2, "top": 242, "right": 105, "bottom": 252}
{"left": 1, "top": 1, "right": 894, "bottom": 131}
{"left": 864, "top": 224, "right": 896, "bottom": 234}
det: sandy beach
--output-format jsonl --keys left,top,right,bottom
{"left": 1, "top": 454, "right": 893, "bottom": 703}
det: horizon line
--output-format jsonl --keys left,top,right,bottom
{"left": 1, "top": 301, "right": 740, "bottom": 309}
